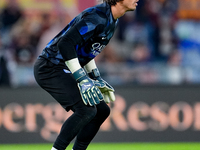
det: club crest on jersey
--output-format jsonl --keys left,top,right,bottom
{"left": 102, "top": 37, "right": 107, "bottom": 40}
{"left": 91, "top": 43, "right": 105, "bottom": 56}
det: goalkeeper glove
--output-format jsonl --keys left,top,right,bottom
{"left": 73, "top": 68, "right": 103, "bottom": 106}
{"left": 88, "top": 68, "right": 115, "bottom": 103}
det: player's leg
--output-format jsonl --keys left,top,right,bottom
{"left": 34, "top": 59, "right": 97, "bottom": 150}
{"left": 34, "top": 58, "right": 83, "bottom": 111}
{"left": 72, "top": 101, "right": 110, "bottom": 150}
{"left": 52, "top": 101, "right": 97, "bottom": 150}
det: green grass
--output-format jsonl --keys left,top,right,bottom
{"left": 0, "top": 143, "right": 200, "bottom": 150}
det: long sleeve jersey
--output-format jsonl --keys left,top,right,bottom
{"left": 38, "top": 2, "right": 118, "bottom": 67}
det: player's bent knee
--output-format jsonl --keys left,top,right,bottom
{"left": 76, "top": 105, "right": 97, "bottom": 122}
{"left": 97, "top": 102, "right": 110, "bottom": 120}
{"left": 84, "top": 106, "right": 97, "bottom": 120}
{"left": 102, "top": 104, "right": 111, "bottom": 119}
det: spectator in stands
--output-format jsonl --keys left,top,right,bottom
{"left": 0, "top": 0, "right": 23, "bottom": 46}
{"left": 0, "top": 0, "right": 22, "bottom": 30}
{"left": 36, "top": 12, "right": 70, "bottom": 57}
{"left": 127, "top": 42, "right": 151, "bottom": 64}
{"left": 0, "top": 35, "right": 10, "bottom": 86}
{"left": 10, "top": 19, "right": 35, "bottom": 65}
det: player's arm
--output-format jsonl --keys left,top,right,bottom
{"left": 84, "top": 59, "right": 115, "bottom": 103}
{"left": 57, "top": 23, "right": 103, "bottom": 106}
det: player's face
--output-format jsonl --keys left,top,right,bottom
{"left": 121, "top": 0, "right": 139, "bottom": 11}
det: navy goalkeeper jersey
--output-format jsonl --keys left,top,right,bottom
{"left": 39, "top": 2, "right": 118, "bottom": 66}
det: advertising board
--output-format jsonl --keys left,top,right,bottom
{"left": 0, "top": 86, "right": 200, "bottom": 143}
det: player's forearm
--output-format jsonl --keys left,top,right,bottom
{"left": 58, "top": 26, "right": 83, "bottom": 61}
{"left": 84, "top": 59, "right": 97, "bottom": 73}
{"left": 65, "top": 58, "right": 82, "bottom": 73}
{"left": 58, "top": 26, "right": 84, "bottom": 73}
{"left": 84, "top": 60, "right": 101, "bottom": 80}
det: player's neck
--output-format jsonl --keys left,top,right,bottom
{"left": 111, "top": 4, "right": 127, "bottom": 20}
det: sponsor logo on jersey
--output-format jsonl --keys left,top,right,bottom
{"left": 91, "top": 43, "right": 106, "bottom": 56}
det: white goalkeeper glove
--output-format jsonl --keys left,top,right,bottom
{"left": 88, "top": 68, "right": 115, "bottom": 103}
{"left": 65, "top": 58, "right": 103, "bottom": 106}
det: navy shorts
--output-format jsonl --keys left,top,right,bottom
{"left": 34, "top": 58, "right": 82, "bottom": 111}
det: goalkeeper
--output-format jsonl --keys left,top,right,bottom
{"left": 34, "top": 0, "right": 139, "bottom": 149}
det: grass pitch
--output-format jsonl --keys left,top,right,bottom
{"left": 0, "top": 143, "right": 200, "bottom": 150}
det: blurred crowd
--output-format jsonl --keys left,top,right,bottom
{"left": 0, "top": 0, "right": 200, "bottom": 87}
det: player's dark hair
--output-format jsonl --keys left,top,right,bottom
{"left": 103, "top": 0, "right": 124, "bottom": 6}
